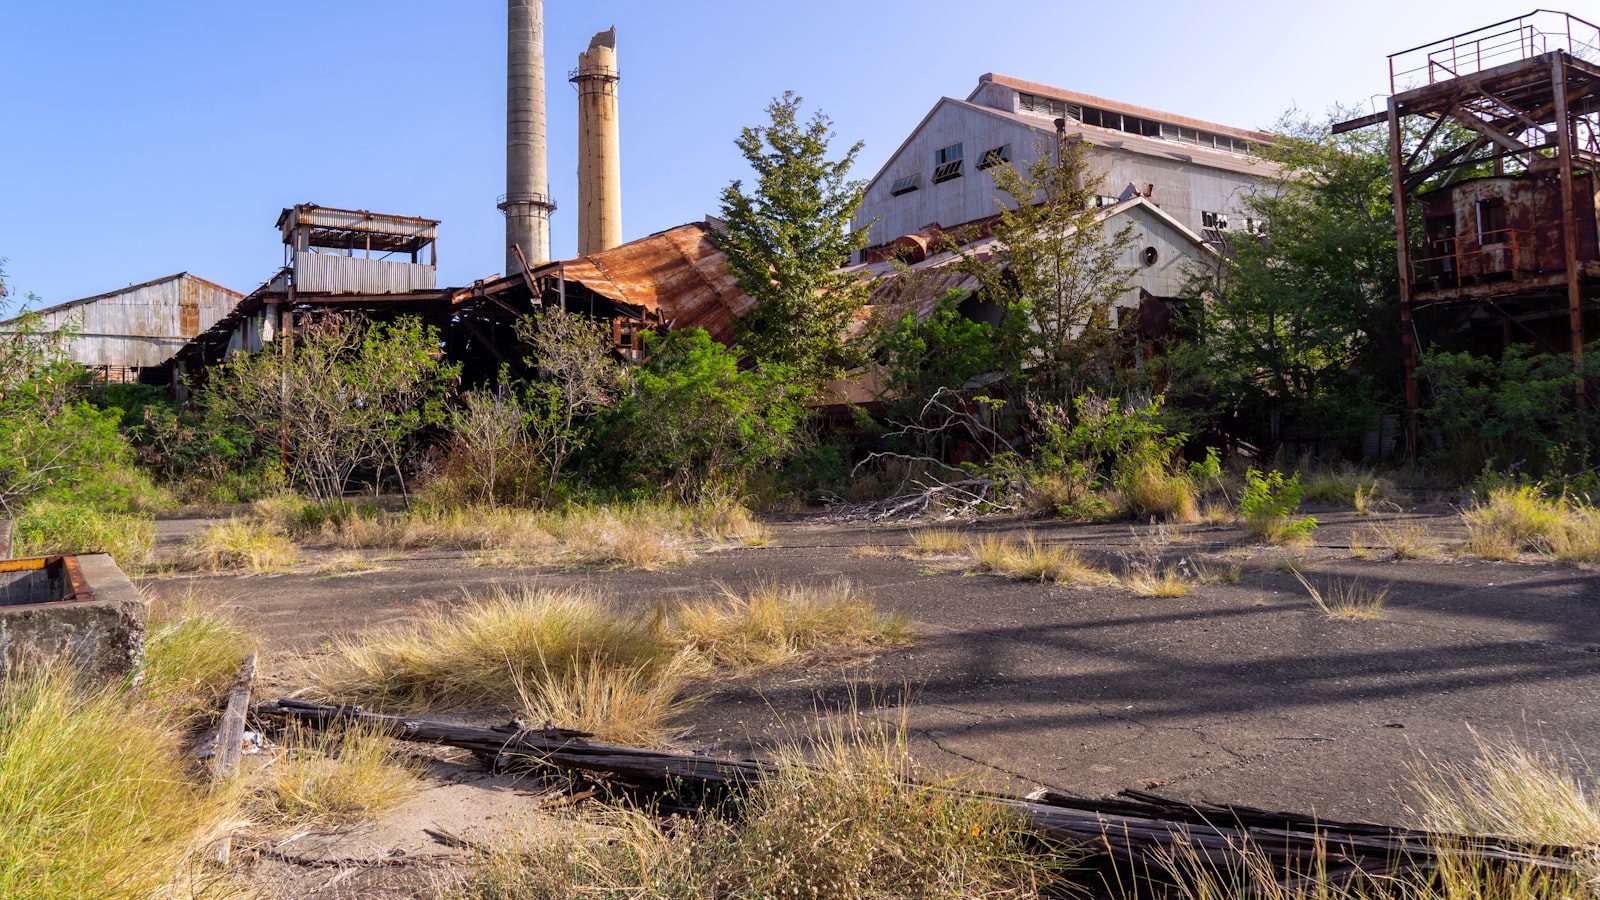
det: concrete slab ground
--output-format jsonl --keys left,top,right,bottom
{"left": 143, "top": 506, "right": 1600, "bottom": 825}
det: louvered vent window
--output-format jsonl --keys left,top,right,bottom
{"left": 933, "top": 143, "right": 964, "bottom": 183}
{"left": 977, "top": 144, "right": 1011, "bottom": 170}
{"left": 889, "top": 174, "right": 921, "bottom": 196}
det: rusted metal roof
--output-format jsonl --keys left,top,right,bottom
{"left": 456, "top": 221, "right": 756, "bottom": 345}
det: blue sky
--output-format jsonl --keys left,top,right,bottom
{"left": 2, "top": 0, "right": 1516, "bottom": 305}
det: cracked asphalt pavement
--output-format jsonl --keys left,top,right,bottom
{"left": 145, "top": 505, "right": 1600, "bottom": 823}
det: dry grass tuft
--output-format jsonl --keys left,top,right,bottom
{"left": 179, "top": 517, "right": 298, "bottom": 573}
{"left": 1292, "top": 569, "right": 1389, "bottom": 621}
{"left": 966, "top": 533, "right": 1110, "bottom": 585}
{"left": 0, "top": 668, "right": 233, "bottom": 896}
{"left": 514, "top": 657, "right": 691, "bottom": 747}
{"left": 1461, "top": 486, "right": 1600, "bottom": 563}
{"left": 1125, "top": 566, "right": 1195, "bottom": 598}
{"left": 306, "top": 581, "right": 912, "bottom": 745}
{"left": 254, "top": 720, "right": 418, "bottom": 826}
{"left": 305, "top": 551, "right": 391, "bottom": 578}
{"left": 1196, "top": 498, "right": 1235, "bottom": 525}
{"left": 851, "top": 544, "right": 891, "bottom": 559}
{"left": 1367, "top": 521, "right": 1437, "bottom": 560}
{"left": 461, "top": 711, "right": 1058, "bottom": 899}
{"left": 1124, "top": 460, "right": 1200, "bottom": 523}
{"left": 306, "top": 586, "right": 663, "bottom": 711}
{"left": 139, "top": 593, "right": 254, "bottom": 722}
{"left": 669, "top": 581, "right": 912, "bottom": 673}
{"left": 1193, "top": 558, "right": 1243, "bottom": 584}
{"left": 906, "top": 528, "right": 967, "bottom": 557}
{"left": 1410, "top": 731, "right": 1600, "bottom": 849}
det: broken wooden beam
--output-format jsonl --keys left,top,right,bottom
{"left": 253, "top": 698, "right": 1583, "bottom": 884}
{"left": 211, "top": 652, "right": 257, "bottom": 866}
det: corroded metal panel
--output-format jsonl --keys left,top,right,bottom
{"left": 294, "top": 254, "right": 437, "bottom": 294}
{"left": 3, "top": 273, "right": 244, "bottom": 368}
{"left": 530, "top": 222, "right": 752, "bottom": 345}
{"left": 1417, "top": 173, "right": 1599, "bottom": 282}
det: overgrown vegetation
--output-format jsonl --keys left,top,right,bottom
{"left": 0, "top": 668, "right": 231, "bottom": 898}
{"left": 252, "top": 721, "right": 418, "bottom": 826}
{"left": 306, "top": 581, "right": 910, "bottom": 744}
{"left": 1461, "top": 485, "right": 1600, "bottom": 563}
{"left": 461, "top": 713, "right": 1060, "bottom": 899}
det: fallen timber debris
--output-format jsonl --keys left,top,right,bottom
{"left": 255, "top": 698, "right": 1585, "bottom": 886}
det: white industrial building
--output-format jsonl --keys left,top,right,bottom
{"left": 853, "top": 73, "right": 1281, "bottom": 262}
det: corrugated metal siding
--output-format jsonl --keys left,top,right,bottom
{"left": 12, "top": 274, "right": 242, "bottom": 368}
{"left": 854, "top": 97, "right": 1275, "bottom": 253}
{"left": 294, "top": 255, "right": 437, "bottom": 294}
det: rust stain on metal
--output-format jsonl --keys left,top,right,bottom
{"left": 61, "top": 555, "right": 93, "bottom": 602}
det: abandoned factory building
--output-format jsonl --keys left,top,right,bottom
{"left": 854, "top": 73, "right": 1280, "bottom": 262}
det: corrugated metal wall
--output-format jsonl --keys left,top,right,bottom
{"left": 293, "top": 255, "right": 436, "bottom": 294}
{"left": 19, "top": 275, "right": 241, "bottom": 368}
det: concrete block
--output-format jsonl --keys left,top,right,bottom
{"left": 0, "top": 553, "right": 148, "bottom": 681}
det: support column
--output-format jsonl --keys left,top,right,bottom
{"left": 1552, "top": 53, "right": 1587, "bottom": 407}
{"left": 1387, "top": 97, "right": 1421, "bottom": 456}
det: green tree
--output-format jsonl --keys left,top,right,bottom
{"left": 1166, "top": 110, "right": 1487, "bottom": 449}
{"left": 718, "top": 92, "right": 870, "bottom": 384}
{"left": 514, "top": 306, "right": 620, "bottom": 486}
{"left": 201, "top": 315, "right": 459, "bottom": 500}
{"left": 959, "top": 137, "right": 1135, "bottom": 402}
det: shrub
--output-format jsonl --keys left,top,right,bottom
{"left": 1240, "top": 469, "right": 1318, "bottom": 544}
{"left": 0, "top": 668, "right": 230, "bottom": 897}
{"left": 198, "top": 315, "right": 459, "bottom": 500}
{"left": 599, "top": 329, "right": 809, "bottom": 503}
{"left": 1032, "top": 393, "right": 1194, "bottom": 521}
{"left": 13, "top": 499, "right": 154, "bottom": 567}
{"left": 1418, "top": 341, "right": 1600, "bottom": 479}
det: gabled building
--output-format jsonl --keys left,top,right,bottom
{"left": 853, "top": 73, "right": 1281, "bottom": 262}
{"left": 0, "top": 273, "right": 243, "bottom": 382}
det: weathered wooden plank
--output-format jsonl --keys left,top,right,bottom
{"left": 254, "top": 698, "right": 1582, "bottom": 882}
{"left": 211, "top": 653, "right": 258, "bottom": 867}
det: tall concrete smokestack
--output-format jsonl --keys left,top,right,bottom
{"left": 501, "top": 0, "right": 554, "bottom": 272}
{"left": 572, "top": 27, "right": 622, "bottom": 255}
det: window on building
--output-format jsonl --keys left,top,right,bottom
{"left": 977, "top": 144, "right": 1011, "bottom": 170}
{"left": 1244, "top": 217, "right": 1267, "bottom": 235}
{"left": 889, "top": 173, "right": 921, "bottom": 196}
{"left": 933, "top": 143, "right": 964, "bottom": 183}
{"left": 1477, "top": 198, "right": 1509, "bottom": 245}
{"left": 1018, "top": 92, "right": 1072, "bottom": 119}
{"left": 1202, "top": 211, "right": 1230, "bottom": 231}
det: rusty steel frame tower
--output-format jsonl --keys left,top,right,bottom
{"left": 1335, "top": 10, "right": 1600, "bottom": 455}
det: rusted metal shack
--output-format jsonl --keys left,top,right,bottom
{"left": 155, "top": 204, "right": 455, "bottom": 389}
{"left": 1334, "top": 10, "right": 1600, "bottom": 451}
